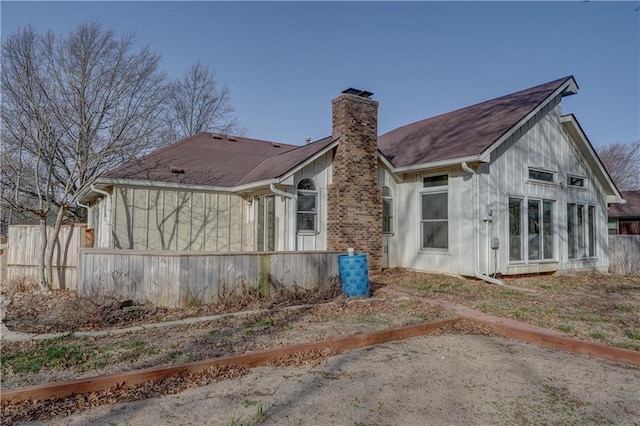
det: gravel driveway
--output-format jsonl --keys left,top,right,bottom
{"left": 40, "top": 334, "right": 640, "bottom": 425}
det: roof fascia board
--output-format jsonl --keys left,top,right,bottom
{"left": 278, "top": 139, "right": 340, "bottom": 184}
{"left": 479, "top": 77, "right": 578, "bottom": 162}
{"left": 377, "top": 153, "right": 403, "bottom": 184}
{"left": 391, "top": 155, "right": 483, "bottom": 174}
{"left": 378, "top": 151, "right": 396, "bottom": 172}
{"left": 92, "top": 177, "right": 277, "bottom": 194}
{"left": 561, "top": 114, "right": 624, "bottom": 203}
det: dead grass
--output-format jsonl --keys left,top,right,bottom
{"left": 372, "top": 269, "right": 640, "bottom": 351}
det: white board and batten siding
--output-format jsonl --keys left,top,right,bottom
{"left": 5, "top": 224, "right": 86, "bottom": 289}
{"left": 293, "top": 151, "right": 332, "bottom": 251}
{"left": 484, "top": 95, "right": 609, "bottom": 275}
{"left": 79, "top": 249, "right": 340, "bottom": 308}
{"left": 103, "top": 187, "right": 253, "bottom": 252}
{"left": 391, "top": 167, "right": 475, "bottom": 276}
{"left": 378, "top": 165, "right": 400, "bottom": 268}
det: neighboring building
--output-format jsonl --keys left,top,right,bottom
{"left": 79, "top": 76, "right": 623, "bottom": 277}
{"left": 608, "top": 191, "right": 640, "bottom": 235}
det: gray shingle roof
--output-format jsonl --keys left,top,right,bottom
{"left": 104, "top": 77, "right": 577, "bottom": 188}
{"left": 609, "top": 191, "right": 640, "bottom": 218}
{"left": 378, "top": 76, "right": 575, "bottom": 167}
{"left": 104, "top": 133, "right": 301, "bottom": 187}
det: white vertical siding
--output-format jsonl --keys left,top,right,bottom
{"left": 484, "top": 96, "right": 609, "bottom": 274}
{"left": 393, "top": 167, "right": 474, "bottom": 276}
{"left": 294, "top": 151, "right": 333, "bottom": 251}
{"left": 105, "top": 187, "right": 251, "bottom": 253}
{"left": 378, "top": 165, "right": 399, "bottom": 268}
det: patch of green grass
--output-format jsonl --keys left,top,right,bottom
{"left": 625, "top": 331, "right": 640, "bottom": 341}
{"left": 537, "top": 284, "right": 555, "bottom": 290}
{"left": 116, "top": 340, "right": 146, "bottom": 362}
{"left": 0, "top": 336, "right": 108, "bottom": 374}
{"left": 357, "top": 315, "right": 385, "bottom": 326}
{"left": 557, "top": 325, "right": 572, "bottom": 333}
{"left": 589, "top": 332, "right": 604, "bottom": 340}
{"left": 320, "top": 371, "right": 340, "bottom": 380}
{"left": 617, "top": 305, "right": 636, "bottom": 313}
{"left": 242, "top": 400, "right": 260, "bottom": 408}
{"left": 614, "top": 341, "right": 640, "bottom": 351}
{"left": 244, "top": 316, "right": 274, "bottom": 335}
{"left": 254, "top": 402, "right": 271, "bottom": 423}
{"left": 415, "top": 283, "right": 432, "bottom": 291}
{"left": 474, "top": 302, "right": 490, "bottom": 313}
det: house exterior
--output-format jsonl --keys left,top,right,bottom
{"left": 608, "top": 191, "right": 640, "bottom": 235}
{"left": 80, "top": 76, "right": 623, "bottom": 278}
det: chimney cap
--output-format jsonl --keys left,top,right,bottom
{"left": 341, "top": 88, "right": 373, "bottom": 98}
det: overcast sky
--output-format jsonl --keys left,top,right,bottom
{"left": 2, "top": 1, "right": 638, "bottom": 148}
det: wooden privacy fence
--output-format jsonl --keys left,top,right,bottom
{"left": 5, "top": 224, "right": 88, "bottom": 289}
{"left": 78, "top": 249, "right": 341, "bottom": 307}
{"left": 608, "top": 235, "right": 640, "bottom": 276}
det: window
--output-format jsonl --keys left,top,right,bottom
{"left": 567, "top": 202, "right": 597, "bottom": 259}
{"left": 588, "top": 206, "right": 595, "bottom": 257}
{"left": 509, "top": 198, "right": 523, "bottom": 261}
{"left": 421, "top": 175, "right": 448, "bottom": 250}
{"left": 509, "top": 197, "right": 554, "bottom": 262}
{"left": 296, "top": 178, "right": 317, "bottom": 232}
{"left": 382, "top": 186, "right": 393, "bottom": 234}
{"left": 608, "top": 219, "right": 618, "bottom": 235}
{"left": 567, "top": 175, "right": 585, "bottom": 188}
{"left": 256, "top": 195, "right": 275, "bottom": 251}
{"left": 528, "top": 168, "right": 555, "bottom": 183}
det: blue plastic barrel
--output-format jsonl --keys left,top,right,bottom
{"left": 338, "top": 253, "right": 370, "bottom": 297}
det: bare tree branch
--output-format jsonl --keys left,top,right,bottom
{"left": 166, "top": 60, "right": 244, "bottom": 139}
{"left": 597, "top": 140, "right": 640, "bottom": 191}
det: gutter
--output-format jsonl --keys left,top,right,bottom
{"left": 91, "top": 184, "right": 110, "bottom": 198}
{"left": 269, "top": 184, "right": 297, "bottom": 251}
{"left": 461, "top": 162, "right": 504, "bottom": 286}
{"left": 392, "top": 155, "right": 482, "bottom": 174}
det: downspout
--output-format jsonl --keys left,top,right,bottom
{"left": 91, "top": 184, "right": 110, "bottom": 198}
{"left": 461, "top": 162, "right": 504, "bottom": 286}
{"left": 270, "top": 183, "right": 296, "bottom": 251}
{"left": 90, "top": 185, "right": 112, "bottom": 249}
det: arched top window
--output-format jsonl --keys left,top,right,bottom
{"left": 382, "top": 186, "right": 393, "bottom": 234}
{"left": 297, "top": 178, "right": 318, "bottom": 233}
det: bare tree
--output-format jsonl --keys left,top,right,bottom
{"left": 597, "top": 140, "right": 640, "bottom": 191}
{"left": 166, "top": 61, "right": 243, "bottom": 139}
{"left": 1, "top": 22, "right": 168, "bottom": 288}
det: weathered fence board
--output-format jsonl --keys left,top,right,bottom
{"left": 78, "top": 249, "right": 342, "bottom": 307}
{"left": 5, "top": 224, "right": 86, "bottom": 289}
{"left": 608, "top": 235, "right": 640, "bottom": 276}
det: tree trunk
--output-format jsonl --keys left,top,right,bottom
{"left": 38, "top": 217, "right": 48, "bottom": 291}
{"left": 45, "top": 206, "right": 66, "bottom": 289}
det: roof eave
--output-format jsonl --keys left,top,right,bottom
{"left": 277, "top": 138, "right": 340, "bottom": 184}
{"left": 561, "top": 114, "right": 624, "bottom": 204}
{"left": 391, "top": 155, "right": 483, "bottom": 174}
{"left": 88, "top": 177, "right": 278, "bottom": 195}
{"left": 479, "top": 76, "right": 579, "bottom": 162}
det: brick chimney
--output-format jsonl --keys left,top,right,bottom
{"left": 326, "top": 88, "right": 382, "bottom": 271}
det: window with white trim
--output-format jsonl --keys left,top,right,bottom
{"left": 567, "top": 202, "right": 597, "bottom": 259}
{"left": 421, "top": 175, "right": 448, "bottom": 250}
{"left": 528, "top": 168, "right": 555, "bottom": 184}
{"left": 296, "top": 178, "right": 317, "bottom": 232}
{"left": 382, "top": 186, "right": 393, "bottom": 234}
{"left": 509, "top": 197, "right": 554, "bottom": 262}
{"left": 567, "top": 175, "right": 585, "bottom": 188}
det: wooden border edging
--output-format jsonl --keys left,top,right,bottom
{"left": 472, "top": 318, "right": 640, "bottom": 367}
{"left": 0, "top": 318, "right": 461, "bottom": 403}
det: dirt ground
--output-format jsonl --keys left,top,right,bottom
{"left": 32, "top": 334, "right": 640, "bottom": 426}
{"left": 3, "top": 270, "right": 640, "bottom": 424}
